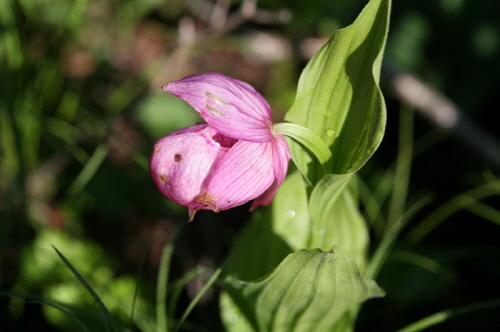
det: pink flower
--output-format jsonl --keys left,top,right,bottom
{"left": 150, "top": 73, "right": 290, "bottom": 221}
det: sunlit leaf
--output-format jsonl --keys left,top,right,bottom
{"left": 221, "top": 0, "right": 391, "bottom": 330}
{"left": 222, "top": 248, "right": 384, "bottom": 332}
{"left": 285, "top": 0, "right": 390, "bottom": 183}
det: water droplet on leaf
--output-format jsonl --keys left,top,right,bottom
{"left": 286, "top": 210, "right": 296, "bottom": 218}
{"left": 325, "top": 129, "right": 335, "bottom": 137}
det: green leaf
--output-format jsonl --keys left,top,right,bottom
{"left": 285, "top": 0, "right": 390, "bottom": 182}
{"left": 221, "top": 248, "right": 384, "bottom": 332}
{"left": 223, "top": 172, "right": 310, "bottom": 281}
{"left": 273, "top": 122, "right": 333, "bottom": 177}
{"left": 220, "top": 292, "right": 255, "bottom": 332}
{"left": 308, "top": 175, "right": 369, "bottom": 270}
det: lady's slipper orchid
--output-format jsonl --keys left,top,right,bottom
{"left": 150, "top": 73, "right": 290, "bottom": 221}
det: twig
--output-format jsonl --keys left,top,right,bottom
{"left": 187, "top": 0, "right": 291, "bottom": 35}
{"left": 385, "top": 66, "right": 500, "bottom": 172}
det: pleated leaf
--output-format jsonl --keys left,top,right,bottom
{"left": 221, "top": 248, "right": 384, "bottom": 332}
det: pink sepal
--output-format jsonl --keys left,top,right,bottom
{"left": 251, "top": 135, "right": 291, "bottom": 209}
{"left": 163, "top": 73, "right": 274, "bottom": 143}
{"left": 204, "top": 140, "right": 276, "bottom": 210}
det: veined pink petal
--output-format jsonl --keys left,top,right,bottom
{"left": 149, "top": 124, "right": 229, "bottom": 207}
{"left": 152, "top": 73, "right": 292, "bottom": 221}
{"left": 251, "top": 134, "right": 291, "bottom": 210}
{"left": 163, "top": 73, "right": 274, "bottom": 143}
{"left": 190, "top": 139, "right": 276, "bottom": 214}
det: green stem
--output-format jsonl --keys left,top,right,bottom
{"left": 406, "top": 180, "right": 500, "bottom": 245}
{"left": 156, "top": 243, "right": 174, "bottom": 332}
{"left": 67, "top": 144, "right": 108, "bottom": 197}
{"left": 387, "top": 104, "right": 414, "bottom": 231}
{"left": 173, "top": 267, "right": 222, "bottom": 332}
{"left": 396, "top": 298, "right": 500, "bottom": 332}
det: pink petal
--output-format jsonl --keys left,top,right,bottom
{"left": 192, "top": 139, "right": 276, "bottom": 213}
{"left": 149, "top": 124, "right": 229, "bottom": 207}
{"left": 251, "top": 134, "right": 291, "bottom": 209}
{"left": 163, "top": 73, "right": 274, "bottom": 143}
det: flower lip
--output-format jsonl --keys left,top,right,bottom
{"left": 212, "top": 132, "right": 237, "bottom": 148}
{"left": 149, "top": 124, "right": 226, "bottom": 208}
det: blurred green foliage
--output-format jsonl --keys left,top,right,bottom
{"left": 1, "top": 0, "right": 500, "bottom": 331}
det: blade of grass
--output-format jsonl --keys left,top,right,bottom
{"left": 388, "top": 250, "right": 455, "bottom": 281}
{"left": 67, "top": 144, "right": 108, "bottom": 197}
{"left": 357, "top": 173, "right": 389, "bottom": 237}
{"left": 134, "top": 151, "right": 150, "bottom": 171}
{"left": 156, "top": 242, "right": 174, "bottom": 332}
{"left": 31, "top": 300, "right": 93, "bottom": 332}
{"left": 168, "top": 266, "right": 207, "bottom": 320}
{"left": 395, "top": 298, "right": 500, "bottom": 332}
{"left": 1, "top": 290, "right": 107, "bottom": 322}
{"left": 360, "top": 108, "right": 440, "bottom": 237}
{"left": 464, "top": 200, "right": 500, "bottom": 227}
{"left": 173, "top": 267, "right": 222, "bottom": 332}
{"left": 358, "top": 106, "right": 412, "bottom": 236}
{"left": 0, "top": 290, "right": 97, "bottom": 332}
{"left": 129, "top": 238, "right": 154, "bottom": 332}
{"left": 406, "top": 180, "right": 500, "bottom": 244}
{"left": 366, "top": 193, "right": 433, "bottom": 279}
{"left": 387, "top": 105, "right": 414, "bottom": 230}
{"left": 53, "top": 246, "right": 119, "bottom": 332}
{"left": 365, "top": 106, "right": 429, "bottom": 279}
